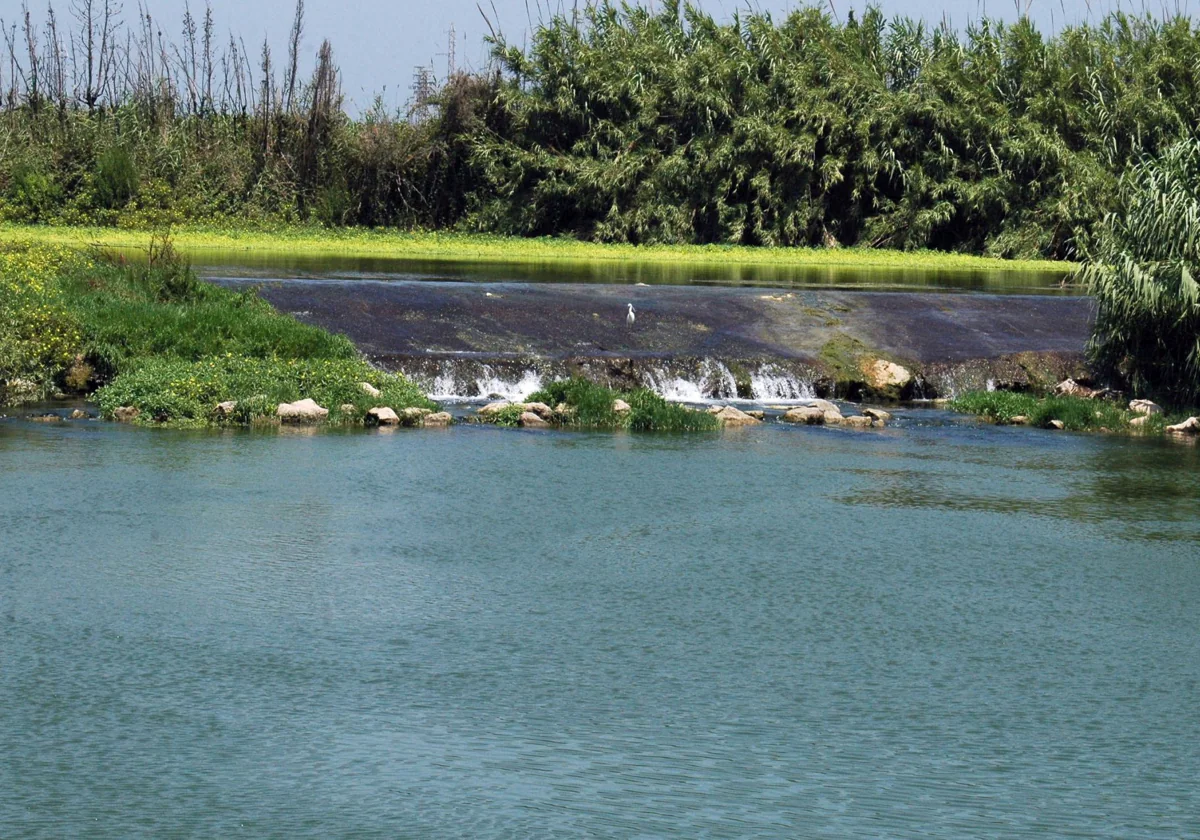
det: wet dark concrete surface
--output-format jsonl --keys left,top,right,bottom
{"left": 222, "top": 278, "right": 1094, "bottom": 365}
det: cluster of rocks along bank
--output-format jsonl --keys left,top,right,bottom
{"left": 471, "top": 397, "right": 889, "bottom": 429}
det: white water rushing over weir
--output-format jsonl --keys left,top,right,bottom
{"left": 418, "top": 359, "right": 818, "bottom": 404}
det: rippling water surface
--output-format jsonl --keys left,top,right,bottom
{"left": 2, "top": 414, "right": 1198, "bottom": 838}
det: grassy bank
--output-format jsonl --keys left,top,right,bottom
{"left": 0, "top": 239, "right": 433, "bottom": 425}
{"left": 1, "top": 225, "right": 1069, "bottom": 275}
{"left": 950, "top": 391, "right": 1193, "bottom": 434}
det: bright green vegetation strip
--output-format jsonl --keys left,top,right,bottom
{"left": 949, "top": 391, "right": 1189, "bottom": 434}
{"left": 0, "top": 225, "right": 1067, "bottom": 274}
{"left": 0, "top": 240, "right": 433, "bottom": 425}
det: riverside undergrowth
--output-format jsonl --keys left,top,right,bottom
{"left": 0, "top": 239, "right": 433, "bottom": 424}
{"left": 529, "top": 378, "right": 718, "bottom": 432}
{"left": 949, "top": 390, "right": 1186, "bottom": 433}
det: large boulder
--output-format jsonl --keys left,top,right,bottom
{"left": 478, "top": 400, "right": 512, "bottom": 417}
{"left": 842, "top": 415, "right": 874, "bottom": 428}
{"left": 359, "top": 382, "right": 382, "bottom": 398}
{"left": 782, "top": 406, "right": 825, "bottom": 425}
{"left": 367, "top": 406, "right": 400, "bottom": 426}
{"left": 400, "top": 407, "right": 432, "bottom": 426}
{"left": 213, "top": 400, "right": 238, "bottom": 419}
{"left": 861, "top": 359, "right": 912, "bottom": 392}
{"left": 612, "top": 399, "right": 631, "bottom": 413}
{"left": 522, "top": 402, "right": 556, "bottom": 421}
{"left": 822, "top": 408, "right": 845, "bottom": 425}
{"left": 1166, "top": 417, "right": 1200, "bottom": 435}
{"left": 713, "top": 405, "right": 761, "bottom": 427}
{"left": 804, "top": 399, "right": 840, "bottom": 413}
{"left": 424, "top": 411, "right": 453, "bottom": 426}
{"left": 1129, "top": 399, "right": 1162, "bottom": 416}
{"left": 862, "top": 407, "right": 891, "bottom": 423}
{"left": 519, "top": 411, "right": 551, "bottom": 428}
{"left": 277, "top": 398, "right": 328, "bottom": 423}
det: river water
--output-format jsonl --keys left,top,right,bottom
{"left": 2, "top": 411, "right": 1198, "bottom": 838}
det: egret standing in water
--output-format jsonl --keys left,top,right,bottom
{"left": 626, "top": 303, "right": 636, "bottom": 327}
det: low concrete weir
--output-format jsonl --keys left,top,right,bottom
{"left": 219, "top": 277, "right": 1095, "bottom": 400}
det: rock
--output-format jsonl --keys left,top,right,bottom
{"left": 519, "top": 411, "right": 550, "bottom": 428}
{"left": 782, "top": 406, "right": 825, "bottom": 424}
{"left": 803, "top": 399, "right": 840, "bottom": 413}
{"left": 367, "top": 406, "right": 400, "bottom": 425}
{"left": 1051, "top": 379, "right": 1121, "bottom": 401}
{"left": 1129, "top": 415, "right": 1151, "bottom": 428}
{"left": 113, "top": 406, "right": 140, "bottom": 423}
{"left": 1010, "top": 415, "right": 1029, "bottom": 425}
{"left": 1166, "top": 416, "right": 1200, "bottom": 435}
{"left": 706, "top": 405, "right": 724, "bottom": 414}
{"left": 522, "top": 402, "right": 556, "bottom": 420}
{"left": 861, "top": 359, "right": 912, "bottom": 391}
{"left": 424, "top": 411, "right": 453, "bottom": 426}
{"left": 339, "top": 403, "right": 357, "bottom": 414}
{"left": 861, "top": 407, "right": 891, "bottom": 422}
{"left": 399, "top": 407, "right": 432, "bottom": 426}
{"left": 214, "top": 400, "right": 238, "bottom": 418}
{"left": 478, "top": 400, "right": 512, "bottom": 417}
{"left": 69, "top": 409, "right": 88, "bottom": 420}
{"left": 29, "top": 413, "right": 62, "bottom": 423}
{"left": 1129, "top": 399, "right": 1162, "bottom": 416}
{"left": 745, "top": 410, "right": 765, "bottom": 420}
{"left": 713, "top": 405, "right": 761, "bottom": 426}
{"left": 1047, "top": 419, "right": 1065, "bottom": 430}
{"left": 842, "top": 415, "right": 874, "bottom": 427}
{"left": 612, "top": 399, "right": 631, "bottom": 413}
{"left": 823, "top": 409, "right": 845, "bottom": 425}
{"left": 276, "top": 398, "right": 328, "bottom": 423}
{"left": 359, "top": 382, "right": 382, "bottom": 398}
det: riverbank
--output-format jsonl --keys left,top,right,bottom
{"left": 0, "top": 240, "right": 434, "bottom": 426}
{"left": 1, "top": 224, "right": 1070, "bottom": 275}
{"left": 950, "top": 389, "right": 1200, "bottom": 438}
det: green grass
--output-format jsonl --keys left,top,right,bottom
{"left": 1, "top": 238, "right": 434, "bottom": 425}
{"left": 529, "top": 378, "right": 718, "bottom": 432}
{"left": 949, "top": 390, "right": 1190, "bottom": 433}
{"left": 57, "top": 250, "right": 357, "bottom": 380}
{"left": 96, "top": 356, "right": 434, "bottom": 426}
{"left": 1, "top": 223, "right": 1070, "bottom": 274}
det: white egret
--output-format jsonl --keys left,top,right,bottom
{"left": 626, "top": 303, "right": 636, "bottom": 327}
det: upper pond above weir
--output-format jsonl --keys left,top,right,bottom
{"left": 175, "top": 249, "right": 1075, "bottom": 295}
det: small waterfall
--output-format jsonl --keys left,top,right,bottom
{"left": 749, "top": 365, "right": 816, "bottom": 402}
{"left": 641, "top": 358, "right": 738, "bottom": 402}
{"left": 423, "top": 362, "right": 543, "bottom": 402}
{"left": 404, "top": 356, "right": 819, "bottom": 405}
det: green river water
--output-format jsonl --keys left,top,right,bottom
{"left": 2, "top": 408, "right": 1198, "bottom": 838}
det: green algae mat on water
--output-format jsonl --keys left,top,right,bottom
{"left": 2, "top": 225, "right": 1071, "bottom": 291}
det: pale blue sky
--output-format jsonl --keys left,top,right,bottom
{"left": 8, "top": 0, "right": 1190, "bottom": 112}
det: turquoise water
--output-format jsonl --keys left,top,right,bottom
{"left": 2, "top": 413, "right": 1199, "bottom": 838}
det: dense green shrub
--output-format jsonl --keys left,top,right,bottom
{"left": 2, "top": 8, "right": 1200, "bottom": 258}
{"left": 0, "top": 244, "right": 84, "bottom": 399}
{"left": 1082, "top": 139, "right": 1200, "bottom": 406}
{"left": 94, "top": 147, "right": 139, "bottom": 210}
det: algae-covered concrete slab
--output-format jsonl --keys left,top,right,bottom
{"left": 227, "top": 278, "right": 1093, "bottom": 397}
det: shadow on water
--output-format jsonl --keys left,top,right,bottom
{"left": 834, "top": 426, "right": 1200, "bottom": 542}
{"left": 103, "top": 247, "right": 1073, "bottom": 294}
